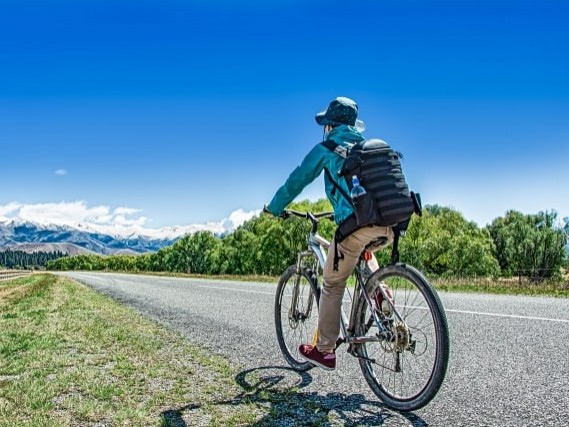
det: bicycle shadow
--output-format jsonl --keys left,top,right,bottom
{"left": 160, "top": 365, "right": 428, "bottom": 426}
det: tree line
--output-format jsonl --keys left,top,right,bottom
{"left": 47, "top": 200, "right": 569, "bottom": 281}
{"left": 0, "top": 250, "right": 67, "bottom": 270}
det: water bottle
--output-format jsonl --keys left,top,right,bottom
{"left": 351, "top": 175, "right": 376, "bottom": 226}
{"left": 351, "top": 175, "right": 366, "bottom": 200}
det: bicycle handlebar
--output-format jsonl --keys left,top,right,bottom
{"left": 283, "top": 209, "right": 334, "bottom": 221}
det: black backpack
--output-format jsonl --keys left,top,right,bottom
{"left": 322, "top": 138, "right": 421, "bottom": 268}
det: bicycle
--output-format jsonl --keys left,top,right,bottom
{"left": 274, "top": 209, "right": 450, "bottom": 412}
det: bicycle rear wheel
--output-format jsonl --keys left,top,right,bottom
{"left": 275, "top": 265, "right": 320, "bottom": 371}
{"left": 354, "top": 264, "right": 449, "bottom": 411}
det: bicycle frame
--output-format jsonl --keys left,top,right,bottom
{"left": 289, "top": 210, "right": 391, "bottom": 348}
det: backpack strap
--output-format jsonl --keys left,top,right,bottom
{"left": 321, "top": 139, "right": 359, "bottom": 271}
{"left": 323, "top": 169, "right": 353, "bottom": 207}
{"left": 332, "top": 213, "right": 359, "bottom": 270}
{"left": 321, "top": 140, "right": 353, "bottom": 207}
{"left": 321, "top": 139, "right": 349, "bottom": 159}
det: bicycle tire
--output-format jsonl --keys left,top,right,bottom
{"left": 274, "top": 265, "right": 320, "bottom": 372}
{"left": 354, "top": 263, "right": 449, "bottom": 411}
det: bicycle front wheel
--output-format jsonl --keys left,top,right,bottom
{"left": 354, "top": 264, "right": 450, "bottom": 411}
{"left": 275, "top": 265, "right": 320, "bottom": 371}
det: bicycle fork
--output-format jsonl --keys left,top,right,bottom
{"left": 289, "top": 251, "right": 317, "bottom": 322}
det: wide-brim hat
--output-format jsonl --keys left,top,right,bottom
{"left": 315, "top": 96, "right": 365, "bottom": 131}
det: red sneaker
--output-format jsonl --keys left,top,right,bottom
{"left": 374, "top": 283, "right": 394, "bottom": 316}
{"left": 299, "top": 344, "right": 336, "bottom": 370}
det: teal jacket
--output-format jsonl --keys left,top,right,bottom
{"left": 267, "top": 125, "right": 365, "bottom": 225}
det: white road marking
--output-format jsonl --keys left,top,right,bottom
{"left": 73, "top": 275, "right": 569, "bottom": 324}
{"left": 397, "top": 304, "right": 569, "bottom": 323}
{"left": 198, "top": 284, "right": 569, "bottom": 323}
{"left": 445, "top": 308, "right": 569, "bottom": 323}
{"left": 197, "top": 285, "right": 274, "bottom": 295}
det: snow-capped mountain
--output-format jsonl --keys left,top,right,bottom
{"left": 0, "top": 207, "right": 260, "bottom": 255}
{"left": 0, "top": 219, "right": 179, "bottom": 255}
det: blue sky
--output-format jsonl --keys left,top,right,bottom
{"left": 1, "top": 0, "right": 568, "bottom": 232}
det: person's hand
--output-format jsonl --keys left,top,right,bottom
{"left": 262, "top": 205, "right": 289, "bottom": 219}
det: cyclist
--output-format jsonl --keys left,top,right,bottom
{"left": 265, "top": 97, "right": 393, "bottom": 370}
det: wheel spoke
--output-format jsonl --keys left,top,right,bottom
{"left": 355, "top": 265, "right": 449, "bottom": 411}
{"left": 275, "top": 267, "right": 319, "bottom": 372}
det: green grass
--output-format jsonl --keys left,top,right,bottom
{"left": 0, "top": 274, "right": 263, "bottom": 426}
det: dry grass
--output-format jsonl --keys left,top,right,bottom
{"left": 431, "top": 275, "right": 569, "bottom": 297}
{"left": 96, "top": 269, "right": 569, "bottom": 297}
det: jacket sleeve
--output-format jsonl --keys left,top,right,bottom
{"left": 267, "top": 144, "right": 327, "bottom": 215}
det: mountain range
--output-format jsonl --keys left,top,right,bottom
{"left": 0, "top": 220, "right": 182, "bottom": 255}
{"left": 0, "top": 208, "right": 260, "bottom": 256}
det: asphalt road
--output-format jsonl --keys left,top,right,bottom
{"left": 61, "top": 272, "right": 569, "bottom": 426}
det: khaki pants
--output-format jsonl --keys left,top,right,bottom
{"left": 317, "top": 225, "right": 393, "bottom": 352}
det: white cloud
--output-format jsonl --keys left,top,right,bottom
{"left": 114, "top": 207, "right": 141, "bottom": 216}
{"left": 17, "top": 201, "right": 110, "bottom": 226}
{"left": 0, "top": 202, "right": 22, "bottom": 221}
{"left": 54, "top": 169, "right": 68, "bottom": 176}
{"left": 221, "top": 208, "right": 261, "bottom": 232}
{"left": 0, "top": 200, "right": 259, "bottom": 239}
